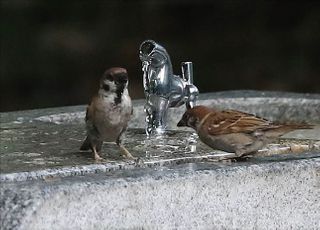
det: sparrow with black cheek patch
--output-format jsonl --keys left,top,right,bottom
{"left": 177, "top": 105, "right": 313, "bottom": 157}
{"left": 80, "top": 67, "right": 133, "bottom": 161}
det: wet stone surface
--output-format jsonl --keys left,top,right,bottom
{"left": 1, "top": 90, "right": 320, "bottom": 182}
{"left": 0, "top": 121, "right": 213, "bottom": 174}
{"left": 1, "top": 118, "right": 320, "bottom": 181}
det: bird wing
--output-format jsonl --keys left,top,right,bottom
{"left": 207, "top": 109, "right": 276, "bottom": 135}
{"left": 85, "top": 96, "right": 101, "bottom": 137}
{"left": 85, "top": 106, "right": 90, "bottom": 122}
{"left": 85, "top": 96, "right": 96, "bottom": 122}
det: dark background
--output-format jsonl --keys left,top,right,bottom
{"left": 1, "top": 0, "right": 320, "bottom": 112}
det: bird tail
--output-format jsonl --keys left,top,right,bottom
{"left": 80, "top": 136, "right": 91, "bottom": 151}
{"left": 265, "top": 123, "right": 314, "bottom": 138}
{"left": 279, "top": 123, "right": 314, "bottom": 131}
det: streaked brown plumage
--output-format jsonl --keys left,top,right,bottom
{"left": 177, "top": 105, "right": 313, "bottom": 157}
{"left": 80, "top": 67, "right": 133, "bottom": 161}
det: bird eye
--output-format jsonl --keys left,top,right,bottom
{"left": 187, "top": 116, "right": 197, "bottom": 127}
{"left": 102, "top": 84, "right": 110, "bottom": 91}
{"left": 105, "top": 73, "right": 114, "bottom": 81}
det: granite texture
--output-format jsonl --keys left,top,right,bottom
{"left": 1, "top": 159, "right": 319, "bottom": 229}
{"left": 1, "top": 90, "right": 320, "bottom": 229}
{"left": 2, "top": 90, "right": 319, "bottom": 126}
{"left": 1, "top": 90, "right": 319, "bottom": 182}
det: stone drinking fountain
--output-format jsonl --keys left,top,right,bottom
{"left": 1, "top": 40, "right": 319, "bottom": 229}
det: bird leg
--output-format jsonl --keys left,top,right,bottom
{"left": 116, "top": 138, "right": 134, "bottom": 159}
{"left": 92, "top": 145, "right": 103, "bottom": 161}
{"left": 119, "top": 144, "right": 134, "bottom": 159}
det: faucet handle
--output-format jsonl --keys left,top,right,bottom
{"left": 185, "top": 84, "right": 199, "bottom": 109}
{"left": 181, "top": 62, "right": 199, "bottom": 109}
{"left": 181, "top": 62, "right": 194, "bottom": 84}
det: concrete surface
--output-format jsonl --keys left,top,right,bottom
{"left": 1, "top": 159, "right": 319, "bottom": 229}
{"left": 1, "top": 90, "right": 320, "bottom": 229}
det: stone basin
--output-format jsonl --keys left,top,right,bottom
{"left": 1, "top": 90, "right": 320, "bottom": 229}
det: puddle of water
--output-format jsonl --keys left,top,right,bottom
{"left": 0, "top": 121, "right": 319, "bottom": 174}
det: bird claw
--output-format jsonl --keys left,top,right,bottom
{"left": 94, "top": 152, "right": 105, "bottom": 162}
{"left": 119, "top": 145, "right": 135, "bottom": 160}
{"left": 94, "top": 156, "right": 104, "bottom": 162}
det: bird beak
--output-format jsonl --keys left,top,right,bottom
{"left": 177, "top": 119, "right": 186, "bottom": 127}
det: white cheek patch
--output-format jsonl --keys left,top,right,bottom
{"left": 103, "top": 80, "right": 117, "bottom": 92}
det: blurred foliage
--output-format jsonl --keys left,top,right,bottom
{"left": 1, "top": 0, "right": 320, "bottom": 111}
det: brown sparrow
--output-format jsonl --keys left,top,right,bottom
{"left": 80, "top": 67, "right": 133, "bottom": 161}
{"left": 177, "top": 105, "right": 313, "bottom": 157}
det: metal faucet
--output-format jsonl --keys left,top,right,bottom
{"left": 139, "top": 40, "right": 199, "bottom": 135}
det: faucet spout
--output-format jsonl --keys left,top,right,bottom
{"left": 139, "top": 40, "right": 199, "bottom": 135}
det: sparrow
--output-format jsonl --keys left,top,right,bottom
{"left": 177, "top": 105, "right": 313, "bottom": 157}
{"left": 80, "top": 67, "right": 133, "bottom": 161}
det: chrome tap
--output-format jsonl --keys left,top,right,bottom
{"left": 139, "top": 40, "right": 199, "bottom": 135}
